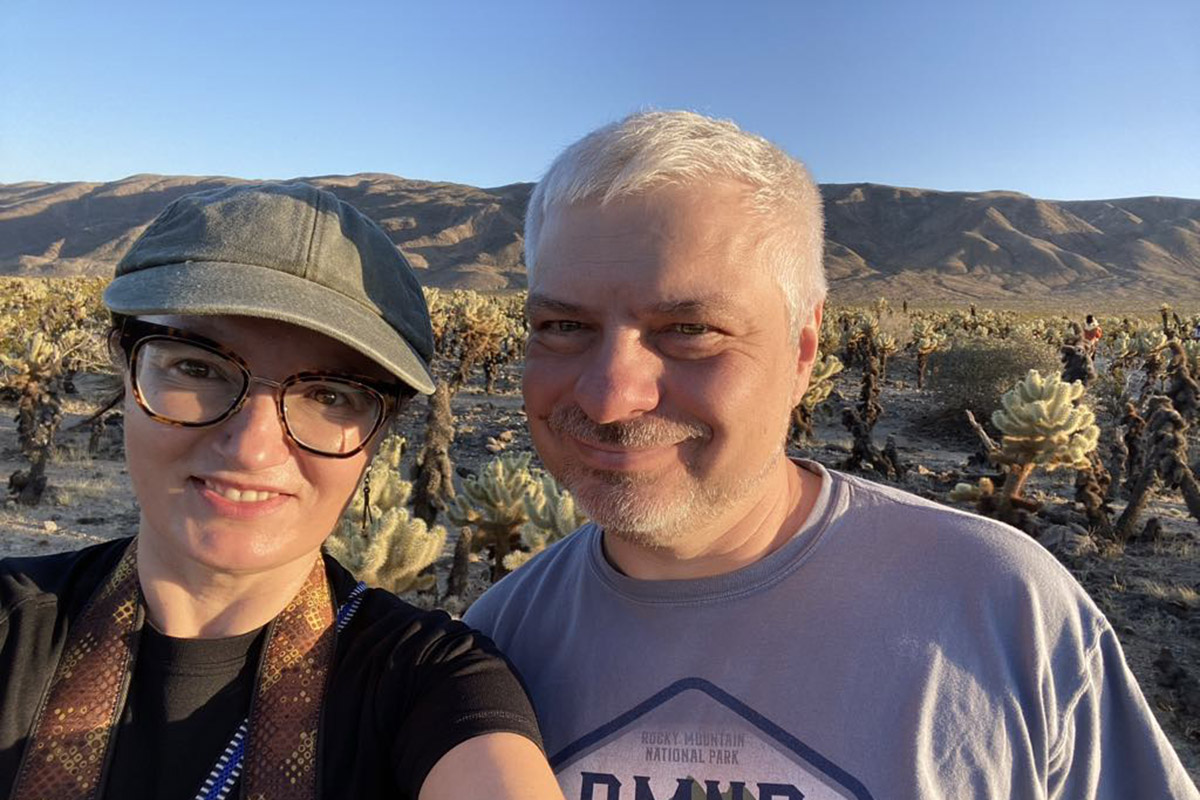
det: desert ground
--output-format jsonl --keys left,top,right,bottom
{"left": 2, "top": 353, "right": 1198, "bottom": 783}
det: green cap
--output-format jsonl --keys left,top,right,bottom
{"left": 103, "top": 182, "right": 435, "bottom": 394}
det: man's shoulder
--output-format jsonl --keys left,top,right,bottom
{"left": 463, "top": 523, "right": 595, "bottom": 630}
{"left": 820, "top": 464, "right": 1090, "bottom": 599}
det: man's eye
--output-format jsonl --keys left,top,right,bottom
{"left": 541, "top": 320, "right": 585, "bottom": 333}
{"left": 673, "top": 323, "right": 711, "bottom": 336}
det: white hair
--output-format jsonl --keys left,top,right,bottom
{"left": 524, "top": 110, "right": 826, "bottom": 328}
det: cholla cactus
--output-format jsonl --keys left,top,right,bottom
{"left": 962, "top": 370, "right": 1099, "bottom": 531}
{"left": 988, "top": 370, "right": 1100, "bottom": 496}
{"left": 2, "top": 331, "right": 83, "bottom": 505}
{"left": 874, "top": 333, "right": 898, "bottom": 382}
{"left": 438, "top": 292, "right": 525, "bottom": 394}
{"left": 447, "top": 452, "right": 539, "bottom": 579}
{"left": 1182, "top": 340, "right": 1200, "bottom": 376}
{"left": 411, "top": 383, "right": 456, "bottom": 525}
{"left": 503, "top": 473, "right": 588, "bottom": 571}
{"left": 1164, "top": 340, "right": 1200, "bottom": 422}
{"left": 790, "top": 354, "right": 843, "bottom": 443}
{"left": 1116, "top": 396, "right": 1200, "bottom": 538}
{"left": 325, "top": 434, "right": 447, "bottom": 593}
{"left": 911, "top": 321, "right": 946, "bottom": 389}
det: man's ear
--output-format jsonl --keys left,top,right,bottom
{"left": 791, "top": 301, "right": 824, "bottom": 407}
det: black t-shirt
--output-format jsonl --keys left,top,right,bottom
{"left": 0, "top": 539, "right": 544, "bottom": 799}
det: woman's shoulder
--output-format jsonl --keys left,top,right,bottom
{"left": 1, "top": 538, "right": 130, "bottom": 620}
{"left": 323, "top": 554, "right": 502, "bottom": 667}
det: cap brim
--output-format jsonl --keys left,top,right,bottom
{"left": 104, "top": 262, "right": 436, "bottom": 395}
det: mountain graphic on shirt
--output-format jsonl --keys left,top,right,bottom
{"left": 550, "top": 678, "right": 874, "bottom": 800}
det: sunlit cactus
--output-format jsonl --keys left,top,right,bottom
{"left": 437, "top": 292, "right": 525, "bottom": 393}
{"left": 790, "top": 354, "right": 843, "bottom": 443}
{"left": 874, "top": 332, "right": 898, "bottom": 381}
{"left": 503, "top": 473, "right": 589, "bottom": 571}
{"left": 989, "top": 370, "right": 1100, "bottom": 482}
{"left": 447, "top": 452, "right": 539, "bottom": 579}
{"left": 911, "top": 321, "right": 947, "bottom": 389}
{"left": 326, "top": 434, "right": 447, "bottom": 593}
{"left": 962, "top": 369, "right": 1099, "bottom": 531}
{"left": 2, "top": 330, "right": 89, "bottom": 505}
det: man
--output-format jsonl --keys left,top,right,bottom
{"left": 465, "top": 111, "right": 1198, "bottom": 798}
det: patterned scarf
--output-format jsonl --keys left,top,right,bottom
{"left": 11, "top": 538, "right": 337, "bottom": 800}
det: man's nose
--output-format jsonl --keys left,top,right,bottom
{"left": 573, "top": 330, "right": 661, "bottom": 424}
{"left": 212, "top": 385, "right": 291, "bottom": 468}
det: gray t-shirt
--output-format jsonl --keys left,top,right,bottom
{"left": 466, "top": 461, "right": 1198, "bottom": 799}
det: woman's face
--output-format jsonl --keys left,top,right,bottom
{"left": 122, "top": 314, "right": 392, "bottom": 579}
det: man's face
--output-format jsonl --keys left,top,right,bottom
{"left": 523, "top": 181, "right": 821, "bottom": 547}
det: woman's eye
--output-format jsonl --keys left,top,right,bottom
{"left": 309, "top": 387, "right": 347, "bottom": 407}
{"left": 173, "top": 359, "right": 216, "bottom": 378}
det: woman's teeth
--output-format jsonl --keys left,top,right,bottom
{"left": 203, "top": 479, "right": 280, "bottom": 503}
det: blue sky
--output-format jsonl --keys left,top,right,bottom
{"left": 1, "top": 0, "right": 1196, "bottom": 200}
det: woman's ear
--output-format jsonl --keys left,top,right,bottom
{"left": 106, "top": 328, "right": 126, "bottom": 373}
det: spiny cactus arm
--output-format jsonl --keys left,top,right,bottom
{"left": 964, "top": 409, "right": 1000, "bottom": 455}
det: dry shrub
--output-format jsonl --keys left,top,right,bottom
{"left": 921, "top": 333, "right": 1060, "bottom": 439}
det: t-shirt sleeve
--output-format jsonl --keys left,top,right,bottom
{"left": 1047, "top": 624, "right": 1199, "bottom": 799}
{"left": 366, "top": 608, "right": 545, "bottom": 796}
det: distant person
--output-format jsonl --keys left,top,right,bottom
{"left": 464, "top": 111, "right": 1198, "bottom": 798}
{"left": 0, "top": 184, "right": 563, "bottom": 800}
{"left": 1083, "top": 313, "right": 1103, "bottom": 350}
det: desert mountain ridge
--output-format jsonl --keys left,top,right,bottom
{"left": 2, "top": 173, "right": 1198, "bottom": 307}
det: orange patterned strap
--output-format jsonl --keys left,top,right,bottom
{"left": 12, "top": 541, "right": 338, "bottom": 800}
{"left": 11, "top": 539, "right": 142, "bottom": 800}
{"left": 242, "top": 558, "right": 336, "bottom": 799}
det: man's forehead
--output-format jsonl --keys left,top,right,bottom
{"left": 526, "top": 290, "right": 750, "bottom": 317}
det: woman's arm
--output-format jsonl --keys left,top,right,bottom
{"left": 420, "top": 732, "right": 565, "bottom": 799}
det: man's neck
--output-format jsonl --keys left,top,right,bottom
{"left": 602, "top": 459, "right": 822, "bottom": 581}
{"left": 136, "top": 538, "right": 319, "bottom": 638}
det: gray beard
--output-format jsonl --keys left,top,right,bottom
{"left": 562, "top": 440, "right": 785, "bottom": 550}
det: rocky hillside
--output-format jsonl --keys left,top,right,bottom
{"left": 2, "top": 174, "right": 1198, "bottom": 305}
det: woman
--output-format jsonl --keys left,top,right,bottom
{"left": 0, "top": 183, "right": 563, "bottom": 800}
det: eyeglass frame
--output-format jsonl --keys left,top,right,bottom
{"left": 109, "top": 316, "right": 417, "bottom": 458}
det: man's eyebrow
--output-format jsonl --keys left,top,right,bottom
{"left": 648, "top": 296, "right": 740, "bottom": 316}
{"left": 525, "top": 293, "right": 742, "bottom": 317}
{"left": 526, "top": 294, "right": 587, "bottom": 315}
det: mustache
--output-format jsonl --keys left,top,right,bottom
{"left": 546, "top": 405, "right": 710, "bottom": 448}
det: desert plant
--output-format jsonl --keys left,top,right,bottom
{"left": 910, "top": 321, "right": 947, "bottom": 390}
{"left": 502, "top": 473, "right": 589, "bottom": 571}
{"left": 1163, "top": 340, "right": 1200, "bottom": 422}
{"left": 790, "top": 354, "right": 843, "bottom": 443}
{"left": 964, "top": 370, "right": 1099, "bottom": 528}
{"left": 926, "top": 332, "right": 1059, "bottom": 434}
{"left": 446, "top": 452, "right": 540, "bottom": 580}
{"left": 1115, "top": 396, "right": 1200, "bottom": 539}
{"left": 325, "top": 434, "right": 447, "bottom": 593}
{"left": 410, "top": 383, "right": 456, "bottom": 525}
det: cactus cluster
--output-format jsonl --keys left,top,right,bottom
{"left": 447, "top": 452, "right": 540, "bottom": 579}
{"left": 325, "top": 434, "right": 447, "bottom": 593}
{"left": 503, "top": 472, "right": 588, "bottom": 571}
{"left": 448, "top": 452, "right": 589, "bottom": 577}
{"left": 790, "top": 354, "right": 843, "bottom": 443}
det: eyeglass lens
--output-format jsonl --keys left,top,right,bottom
{"left": 133, "top": 338, "right": 383, "bottom": 455}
